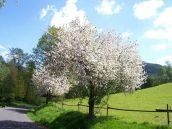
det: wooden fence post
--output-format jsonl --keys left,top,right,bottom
{"left": 167, "top": 104, "right": 170, "bottom": 125}
{"left": 62, "top": 102, "right": 64, "bottom": 110}
{"left": 106, "top": 104, "right": 109, "bottom": 118}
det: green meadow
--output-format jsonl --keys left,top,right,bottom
{"left": 28, "top": 83, "right": 172, "bottom": 129}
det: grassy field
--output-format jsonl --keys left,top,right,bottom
{"left": 28, "top": 83, "right": 172, "bottom": 129}
{"left": 63, "top": 83, "right": 172, "bottom": 125}
{"left": 28, "top": 103, "right": 170, "bottom": 129}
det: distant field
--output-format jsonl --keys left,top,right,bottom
{"left": 63, "top": 83, "right": 172, "bottom": 125}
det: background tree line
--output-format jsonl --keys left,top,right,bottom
{"left": 0, "top": 49, "right": 39, "bottom": 105}
{"left": 0, "top": 26, "right": 57, "bottom": 105}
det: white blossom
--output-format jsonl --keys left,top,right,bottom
{"left": 33, "top": 19, "right": 146, "bottom": 103}
{"left": 46, "top": 19, "right": 146, "bottom": 93}
{"left": 32, "top": 67, "right": 70, "bottom": 96}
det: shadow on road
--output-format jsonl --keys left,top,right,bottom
{"left": 0, "top": 120, "right": 45, "bottom": 129}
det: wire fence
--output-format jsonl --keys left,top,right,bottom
{"left": 61, "top": 102, "right": 172, "bottom": 125}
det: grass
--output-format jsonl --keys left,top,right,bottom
{"left": 28, "top": 83, "right": 172, "bottom": 129}
{"left": 28, "top": 103, "right": 171, "bottom": 129}
{"left": 0, "top": 101, "right": 36, "bottom": 108}
{"left": 62, "top": 83, "right": 172, "bottom": 125}
{"left": 11, "top": 101, "right": 35, "bottom": 107}
{"left": 0, "top": 100, "right": 36, "bottom": 109}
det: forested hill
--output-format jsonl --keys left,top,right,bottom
{"left": 142, "top": 62, "right": 172, "bottom": 88}
{"left": 144, "top": 62, "right": 162, "bottom": 76}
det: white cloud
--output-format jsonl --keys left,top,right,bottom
{"left": 151, "top": 43, "right": 167, "bottom": 51}
{"left": 157, "top": 56, "right": 172, "bottom": 65}
{"left": 40, "top": 5, "right": 56, "bottom": 19}
{"left": 96, "top": 0, "right": 122, "bottom": 15}
{"left": 154, "top": 7, "right": 172, "bottom": 28}
{"left": 133, "top": 0, "right": 164, "bottom": 20}
{"left": 145, "top": 29, "right": 161, "bottom": 39}
{"left": 50, "top": 0, "right": 86, "bottom": 27}
{"left": 0, "top": 44, "right": 5, "bottom": 49}
{"left": 122, "top": 31, "right": 132, "bottom": 38}
{"left": 144, "top": 7, "right": 172, "bottom": 41}
{"left": 145, "top": 28, "right": 172, "bottom": 41}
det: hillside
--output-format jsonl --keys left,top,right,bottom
{"left": 62, "top": 83, "right": 172, "bottom": 124}
{"left": 28, "top": 83, "right": 172, "bottom": 128}
{"left": 107, "top": 83, "right": 172, "bottom": 124}
{"left": 144, "top": 63, "right": 162, "bottom": 76}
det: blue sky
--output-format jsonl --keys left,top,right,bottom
{"left": 0, "top": 0, "right": 172, "bottom": 65}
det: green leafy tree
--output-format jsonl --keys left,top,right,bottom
{"left": 24, "top": 60, "right": 39, "bottom": 104}
{"left": 9, "top": 48, "right": 29, "bottom": 68}
{"left": 0, "top": 61, "right": 15, "bottom": 103}
{"left": 0, "top": 74, "right": 15, "bottom": 103}
{"left": 33, "top": 26, "right": 58, "bottom": 68}
{"left": 8, "top": 48, "right": 30, "bottom": 100}
{"left": 0, "top": 62, "right": 9, "bottom": 81}
{"left": 15, "top": 75, "right": 26, "bottom": 100}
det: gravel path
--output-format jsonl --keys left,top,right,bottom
{"left": 0, "top": 107, "right": 45, "bottom": 129}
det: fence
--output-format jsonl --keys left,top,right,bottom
{"left": 61, "top": 102, "right": 172, "bottom": 125}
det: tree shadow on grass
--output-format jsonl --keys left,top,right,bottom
{"left": 39, "top": 111, "right": 171, "bottom": 129}
{"left": 29, "top": 104, "right": 171, "bottom": 129}
{"left": 45, "top": 111, "right": 113, "bottom": 129}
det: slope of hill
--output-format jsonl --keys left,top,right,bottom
{"left": 28, "top": 83, "right": 172, "bottom": 128}
{"left": 63, "top": 83, "right": 172, "bottom": 124}
{"left": 62, "top": 83, "right": 172, "bottom": 125}
{"left": 107, "top": 83, "right": 172, "bottom": 124}
{"left": 144, "top": 63, "right": 162, "bottom": 76}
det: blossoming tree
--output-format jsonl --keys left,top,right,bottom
{"left": 32, "top": 67, "right": 70, "bottom": 104}
{"left": 38, "top": 19, "right": 146, "bottom": 118}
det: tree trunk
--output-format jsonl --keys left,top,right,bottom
{"left": 45, "top": 92, "right": 50, "bottom": 104}
{"left": 88, "top": 81, "right": 95, "bottom": 119}
{"left": 45, "top": 95, "right": 48, "bottom": 104}
{"left": 85, "top": 68, "right": 95, "bottom": 119}
{"left": 45, "top": 90, "right": 52, "bottom": 105}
